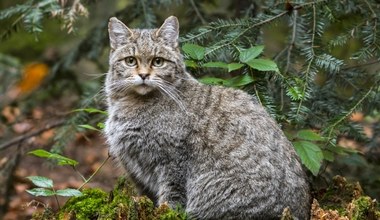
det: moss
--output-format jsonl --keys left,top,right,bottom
{"left": 58, "top": 188, "right": 108, "bottom": 220}
{"left": 155, "top": 203, "right": 188, "bottom": 220}
{"left": 348, "top": 196, "right": 379, "bottom": 220}
{"left": 315, "top": 176, "right": 363, "bottom": 216}
{"left": 311, "top": 176, "right": 380, "bottom": 220}
{"left": 31, "top": 207, "right": 56, "bottom": 220}
{"left": 27, "top": 175, "right": 380, "bottom": 220}
{"left": 31, "top": 178, "right": 188, "bottom": 220}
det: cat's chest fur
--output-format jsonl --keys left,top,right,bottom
{"left": 106, "top": 98, "right": 191, "bottom": 186}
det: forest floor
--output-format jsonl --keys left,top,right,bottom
{"left": 2, "top": 131, "right": 118, "bottom": 220}
{"left": 0, "top": 97, "right": 121, "bottom": 220}
{"left": 1, "top": 102, "right": 379, "bottom": 219}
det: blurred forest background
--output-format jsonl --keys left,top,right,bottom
{"left": 0, "top": 0, "right": 380, "bottom": 219}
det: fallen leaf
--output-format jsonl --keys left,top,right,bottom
{"left": 17, "top": 62, "right": 50, "bottom": 95}
{"left": 12, "top": 122, "right": 32, "bottom": 134}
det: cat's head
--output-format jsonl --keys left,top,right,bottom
{"left": 106, "top": 16, "right": 187, "bottom": 98}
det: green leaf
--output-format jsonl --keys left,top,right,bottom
{"left": 296, "top": 130, "right": 324, "bottom": 141}
{"left": 28, "top": 149, "right": 79, "bottom": 166}
{"left": 72, "top": 108, "right": 107, "bottom": 115}
{"left": 293, "top": 141, "right": 324, "bottom": 176}
{"left": 239, "top": 45, "right": 264, "bottom": 63}
{"left": 182, "top": 43, "right": 205, "bottom": 60}
{"left": 26, "top": 188, "right": 55, "bottom": 197}
{"left": 56, "top": 188, "right": 83, "bottom": 197}
{"left": 227, "top": 63, "right": 244, "bottom": 72}
{"left": 199, "top": 74, "right": 254, "bottom": 87}
{"left": 202, "top": 62, "right": 244, "bottom": 72}
{"left": 198, "top": 77, "right": 226, "bottom": 85}
{"left": 78, "top": 124, "right": 101, "bottom": 132}
{"left": 27, "top": 176, "right": 53, "bottom": 188}
{"left": 202, "top": 62, "right": 228, "bottom": 69}
{"left": 245, "top": 59, "right": 279, "bottom": 72}
{"left": 224, "top": 74, "right": 254, "bottom": 87}
{"left": 322, "top": 150, "right": 335, "bottom": 162}
{"left": 28, "top": 149, "right": 52, "bottom": 158}
{"left": 327, "top": 145, "right": 358, "bottom": 155}
{"left": 97, "top": 122, "right": 105, "bottom": 129}
{"left": 184, "top": 60, "right": 198, "bottom": 68}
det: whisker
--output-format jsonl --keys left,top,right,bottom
{"left": 155, "top": 84, "right": 187, "bottom": 112}
{"left": 157, "top": 80, "right": 184, "bottom": 96}
{"left": 157, "top": 84, "right": 186, "bottom": 111}
{"left": 82, "top": 72, "right": 108, "bottom": 79}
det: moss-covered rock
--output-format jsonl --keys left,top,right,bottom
{"left": 58, "top": 188, "right": 108, "bottom": 220}
{"left": 311, "top": 176, "right": 380, "bottom": 220}
{"left": 31, "top": 176, "right": 380, "bottom": 220}
{"left": 32, "top": 178, "right": 187, "bottom": 220}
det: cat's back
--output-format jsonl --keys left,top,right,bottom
{"left": 180, "top": 81, "right": 310, "bottom": 219}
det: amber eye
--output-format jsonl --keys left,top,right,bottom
{"left": 152, "top": 57, "right": 164, "bottom": 67}
{"left": 125, "top": 57, "right": 137, "bottom": 67}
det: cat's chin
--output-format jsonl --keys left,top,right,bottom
{"left": 133, "top": 85, "right": 155, "bottom": 95}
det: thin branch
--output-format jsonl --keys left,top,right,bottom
{"left": 72, "top": 166, "right": 87, "bottom": 182}
{"left": 182, "top": 1, "right": 327, "bottom": 43}
{"left": 285, "top": 9, "right": 298, "bottom": 74}
{"left": 364, "top": 0, "right": 377, "bottom": 18}
{"left": 325, "top": 86, "right": 374, "bottom": 140}
{"left": 296, "top": 4, "right": 317, "bottom": 116}
{"left": 342, "top": 59, "right": 380, "bottom": 70}
{"left": 77, "top": 154, "right": 110, "bottom": 190}
{"left": 189, "top": 0, "right": 206, "bottom": 24}
{"left": 0, "top": 120, "right": 65, "bottom": 151}
{"left": 279, "top": 9, "right": 299, "bottom": 111}
{"left": 205, "top": 10, "right": 289, "bottom": 56}
{"left": 51, "top": 187, "right": 61, "bottom": 210}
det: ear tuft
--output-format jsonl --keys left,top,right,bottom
{"left": 156, "top": 16, "right": 179, "bottom": 46}
{"left": 108, "top": 17, "right": 133, "bottom": 49}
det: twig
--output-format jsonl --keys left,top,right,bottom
{"left": 364, "top": 0, "right": 377, "bottom": 18}
{"left": 0, "top": 119, "right": 65, "bottom": 151}
{"left": 342, "top": 59, "right": 380, "bottom": 70}
{"left": 285, "top": 9, "right": 298, "bottom": 74}
{"left": 205, "top": 10, "right": 289, "bottom": 56}
{"left": 189, "top": 0, "right": 206, "bottom": 24}
{"left": 51, "top": 187, "right": 61, "bottom": 210}
{"left": 325, "top": 86, "right": 374, "bottom": 140}
{"left": 73, "top": 166, "right": 87, "bottom": 182}
{"left": 77, "top": 154, "right": 110, "bottom": 190}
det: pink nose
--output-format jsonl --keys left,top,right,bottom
{"left": 139, "top": 73, "right": 149, "bottom": 80}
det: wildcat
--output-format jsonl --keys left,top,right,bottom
{"left": 104, "top": 16, "right": 311, "bottom": 220}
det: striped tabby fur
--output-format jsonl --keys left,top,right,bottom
{"left": 105, "top": 16, "right": 311, "bottom": 220}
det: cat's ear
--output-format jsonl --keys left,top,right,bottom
{"left": 156, "top": 16, "right": 179, "bottom": 46}
{"left": 108, "top": 17, "right": 133, "bottom": 49}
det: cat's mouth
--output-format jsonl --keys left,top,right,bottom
{"left": 133, "top": 83, "right": 155, "bottom": 95}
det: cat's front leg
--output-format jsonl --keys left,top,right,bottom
{"left": 157, "top": 168, "right": 187, "bottom": 209}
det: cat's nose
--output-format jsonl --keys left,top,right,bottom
{"left": 138, "top": 73, "right": 149, "bottom": 80}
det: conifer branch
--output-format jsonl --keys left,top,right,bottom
{"left": 364, "top": 0, "right": 377, "bottom": 18}
{"left": 296, "top": 4, "right": 317, "bottom": 117}
{"left": 325, "top": 86, "right": 374, "bottom": 140}
{"left": 204, "top": 11, "right": 289, "bottom": 56}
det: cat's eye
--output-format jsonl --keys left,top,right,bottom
{"left": 125, "top": 57, "right": 137, "bottom": 67}
{"left": 152, "top": 57, "right": 164, "bottom": 67}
